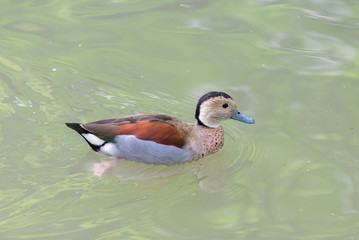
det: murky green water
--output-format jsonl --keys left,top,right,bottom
{"left": 1, "top": 0, "right": 359, "bottom": 239}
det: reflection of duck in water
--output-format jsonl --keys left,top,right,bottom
{"left": 66, "top": 91, "right": 255, "bottom": 178}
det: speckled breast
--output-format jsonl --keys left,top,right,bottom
{"left": 194, "top": 126, "right": 224, "bottom": 159}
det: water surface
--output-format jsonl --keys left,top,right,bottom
{"left": 1, "top": 0, "right": 359, "bottom": 239}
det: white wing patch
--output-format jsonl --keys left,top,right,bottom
{"left": 82, "top": 133, "right": 105, "bottom": 146}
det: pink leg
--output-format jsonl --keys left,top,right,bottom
{"left": 92, "top": 158, "right": 121, "bottom": 178}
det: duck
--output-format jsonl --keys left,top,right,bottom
{"left": 66, "top": 91, "right": 254, "bottom": 177}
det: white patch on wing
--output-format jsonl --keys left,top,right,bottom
{"left": 82, "top": 133, "right": 105, "bottom": 146}
{"left": 113, "top": 135, "right": 194, "bottom": 164}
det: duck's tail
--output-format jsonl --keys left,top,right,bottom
{"left": 65, "top": 123, "right": 106, "bottom": 152}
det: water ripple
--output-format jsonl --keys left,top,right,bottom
{"left": 262, "top": 30, "right": 356, "bottom": 75}
{"left": 4, "top": 21, "right": 51, "bottom": 39}
{"left": 186, "top": 16, "right": 252, "bottom": 33}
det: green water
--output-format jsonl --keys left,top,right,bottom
{"left": 1, "top": 0, "right": 359, "bottom": 239}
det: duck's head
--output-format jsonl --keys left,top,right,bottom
{"left": 195, "top": 91, "right": 255, "bottom": 128}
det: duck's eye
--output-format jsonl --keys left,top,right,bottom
{"left": 222, "top": 103, "right": 228, "bottom": 108}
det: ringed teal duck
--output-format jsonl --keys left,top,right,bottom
{"left": 66, "top": 91, "right": 254, "bottom": 177}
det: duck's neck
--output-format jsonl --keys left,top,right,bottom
{"left": 196, "top": 120, "right": 220, "bottom": 128}
{"left": 197, "top": 119, "right": 207, "bottom": 127}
